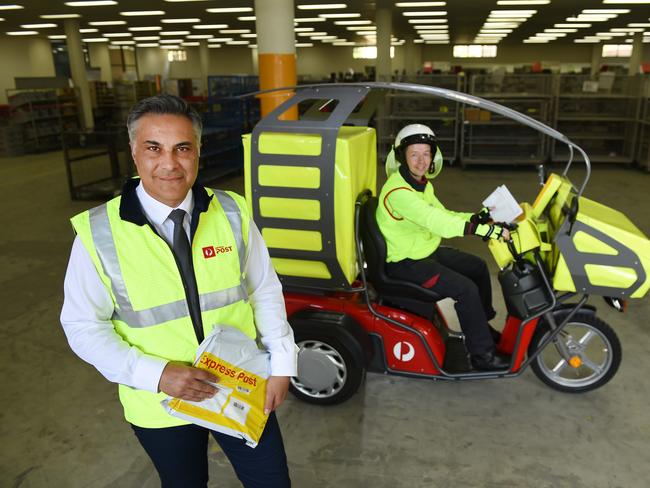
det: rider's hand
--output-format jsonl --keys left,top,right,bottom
{"left": 470, "top": 207, "right": 492, "bottom": 225}
{"left": 473, "top": 223, "right": 510, "bottom": 242}
{"left": 158, "top": 362, "right": 219, "bottom": 401}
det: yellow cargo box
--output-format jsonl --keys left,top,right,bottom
{"left": 243, "top": 126, "right": 377, "bottom": 288}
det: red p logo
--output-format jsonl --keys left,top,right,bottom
{"left": 202, "top": 246, "right": 215, "bottom": 259}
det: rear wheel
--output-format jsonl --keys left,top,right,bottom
{"left": 528, "top": 312, "right": 621, "bottom": 393}
{"left": 290, "top": 332, "right": 365, "bottom": 405}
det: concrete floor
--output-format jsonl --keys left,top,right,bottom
{"left": 2, "top": 150, "right": 650, "bottom": 488}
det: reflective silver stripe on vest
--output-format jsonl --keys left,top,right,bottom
{"left": 212, "top": 190, "right": 249, "bottom": 301}
{"left": 88, "top": 197, "right": 248, "bottom": 328}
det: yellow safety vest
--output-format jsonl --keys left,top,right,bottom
{"left": 71, "top": 188, "right": 257, "bottom": 428}
{"left": 376, "top": 171, "right": 471, "bottom": 262}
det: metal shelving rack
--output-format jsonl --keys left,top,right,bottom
{"left": 377, "top": 74, "right": 465, "bottom": 164}
{"left": 6, "top": 88, "right": 81, "bottom": 152}
{"left": 637, "top": 93, "right": 650, "bottom": 171}
{"left": 552, "top": 74, "right": 641, "bottom": 164}
{"left": 461, "top": 74, "right": 552, "bottom": 167}
{"left": 113, "top": 80, "right": 157, "bottom": 126}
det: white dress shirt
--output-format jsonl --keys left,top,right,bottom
{"left": 60, "top": 183, "right": 298, "bottom": 393}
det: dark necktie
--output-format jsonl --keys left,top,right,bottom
{"left": 168, "top": 209, "right": 204, "bottom": 343}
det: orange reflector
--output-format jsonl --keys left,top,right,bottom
{"left": 568, "top": 356, "right": 582, "bottom": 368}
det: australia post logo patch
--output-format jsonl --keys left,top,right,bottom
{"left": 202, "top": 244, "right": 233, "bottom": 259}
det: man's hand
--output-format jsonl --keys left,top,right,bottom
{"left": 264, "top": 376, "right": 290, "bottom": 415}
{"left": 158, "top": 362, "right": 219, "bottom": 402}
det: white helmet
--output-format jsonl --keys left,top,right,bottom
{"left": 385, "top": 123, "right": 444, "bottom": 179}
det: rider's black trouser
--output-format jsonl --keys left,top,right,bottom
{"left": 386, "top": 246, "right": 497, "bottom": 355}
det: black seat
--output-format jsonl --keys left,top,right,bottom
{"left": 358, "top": 194, "right": 441, "bottom": 304}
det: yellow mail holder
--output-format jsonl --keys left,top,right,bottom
{"left": 162, "top": 326, "right": 270, "bottom": 448}
{"left": 243, "top": 126, "right": 377, "bottom": 288}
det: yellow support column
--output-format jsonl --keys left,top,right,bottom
{"left": 254, "top": 0, "right": 297, "bottom": 119}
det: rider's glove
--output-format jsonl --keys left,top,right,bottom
{"left": 464, "top": 221, "right": 507, "bottom": 242}
{"left": 470, "top": 207, "right": 491, "bottom": 225}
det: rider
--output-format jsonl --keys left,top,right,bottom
{"left": 376, "top": 124, "right": 510, "bottom": 371}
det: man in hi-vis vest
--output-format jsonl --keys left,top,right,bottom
{"left": 61, "top": 95, "right": 297, "bottom": 487}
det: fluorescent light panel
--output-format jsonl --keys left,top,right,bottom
{"left": 193, "top": 24, "right": 228, "bottom": 29}
{"left": 161, "top": 18, "right": 200, "bottom": 23}
{"left": 128, "top": 26, "right": 162, "bottom": 31}
{"left": 21, "top": 23, "right": 57, "bottom": 28}
{"left": 120, "top": 12, "right": 165, "bottom": 17}
{"left": 297, "top": 4, "right": 347, "bottom": 9}
{"left": 0, "top": 4, "right": 23, "bottom": 10}
{"left": 7, "top": 30, "right": 37, "bottom": 34}
{"left": 319, "top": 13, "right": 360, "bottom": 18}
{"left": 65, "top": 1, "right": 116, "bottom": 6}
{"left": 41, "top": 14, "right": 80, "bottom": 18}
{"left": 205, "top": 7, "right": 252, "bottom": 13}
{"left": 402, "top": 11, "right": 447, "bottom": 16}
{"left": 497, "top": 0, "right": 548, "bottom": 4}
{"left": 91, "top": 20, "right": 126, "bottom": 25}
{"left": 408, "top": 19, "right": 448, "bottom": 23}
{"left": 396, "top": 2, "right": 446, "bottom": 6}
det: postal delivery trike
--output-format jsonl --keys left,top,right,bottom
{"left": 241, "top": 82, "right": 650, "bottom": 405}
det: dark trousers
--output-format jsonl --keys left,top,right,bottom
{"left": 132, "top": 412, "right": 290, "bottom": 488}
{"left": 386, "top": 247, "right": 496, "bottom": 355}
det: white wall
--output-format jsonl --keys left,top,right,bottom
{"left": 136, "top": 46, "right": 255, "bottom": 82}
{"left": 0, "top": 37, "right": 56, "bottom": 104}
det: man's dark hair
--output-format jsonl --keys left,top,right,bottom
{"left": 126, "top": 94, "right": 203, "bottom": 144}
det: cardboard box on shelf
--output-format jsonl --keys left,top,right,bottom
{"left": 479, "top": 110, "right": 491, "bottom": 121}
{"left": 464, "top": 108, "right": 480, "bottom": 121}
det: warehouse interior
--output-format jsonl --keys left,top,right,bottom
{"left": 2, "top": 1, "right": 650, "bottom": 487}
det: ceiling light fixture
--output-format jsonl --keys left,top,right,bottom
{"left": 120, "top": 11, "right": 165, "bottom": 16}
{"left": 238, "top": 16, "right": 256, "bottom": 20}
{"left": 134, "top": 36, "right": 160, "bottom": 40}
{"left": 334, "top": 20, "right": 372, "bottom": 25}
{"left": 186, "top": 34, "right": 213, "bottom": 38}
{"left": 319, "top": 13, "right": 360, "bottom": 18}
{"left": 408, "top": 19, "right": 448, "bottom": 23}
{"left": 128, "top": 26, "right": 162, "bottom": 31}
{"left": 402, "top": 11, "right": 447, "bottom": 16}
{"left": 91, "top": 20, "right": 126, "bottom": 26}
{"left": 7, "top": 30, "right": 37, "bottom": 34}
{"left": 160, "top": 31, "right": 190, "bottom": 35}
{"left": 41, "top": 14, "right": 80, "bottom": 18}
{"left": 497, "top": 0, "right": 548, "bottom": 4}
{"left": 205, "top": 7, "right": 253, "bottom": 13}
{"left": 21, "top": 23, "right": 57, "bottom": 28}
{"left": 80, "top": 28, "right": 98, "bottom": 32}
{"left": 220, "top": 29, "right": 250, "bottom": 33}
{"left": 136, "top": 43, "right": 158, "bottom": 47}
{"left": 82, "top": 37, "right": 109, "bottom": 42}
{"left": 0, "top": 4, "right": 23, "bottom": 10}
{"left": 396, "top": 2, "right": 445, "bottom": 6}
{"left": 103, "top": 32, "right": 132, "bottom": 37}
{"left": 161, "top": 18, "right": 200, "bottom": 23}
{"left": 297, "top": 4, "right": 347, "bottom": 9}
{"left": 193, "top": 24, "right": 228, "bottom": 29}
{"left": 64, "top": 1, "right": 116, "bottom": 6}
{"left": 294, "top": 17, "right": 326, "bottom": 22}
{"left": 48, "top": 35, "right": 67, "bottom": 39}
{"left": 555, "top": 23, "right": 590, "bottom": 28}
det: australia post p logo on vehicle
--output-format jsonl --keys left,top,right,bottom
{"left": 202, "top": 244, "right": 233, "bottom": 259}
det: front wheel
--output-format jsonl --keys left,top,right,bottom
{"left": 290, "top": 332, "right": 365, "bottom": 405}
{"left": 528, "top": 312, "right": 621, "bottom": 393}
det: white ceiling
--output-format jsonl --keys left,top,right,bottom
{"left": 1, "top": 0, "right": 649, "bottom": 47}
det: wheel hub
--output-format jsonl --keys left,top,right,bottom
{"left": 297, "top": 348, "right": 341, "bottom": 391}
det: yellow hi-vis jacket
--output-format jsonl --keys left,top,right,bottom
{"left": 70, "top": 182, "right": 257, "bottom": 428}
{"left": 376, "top": 170, "right": 472, "bottom": 263}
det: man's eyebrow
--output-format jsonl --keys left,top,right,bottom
{"left": 144, "top": 140, "right": 161, "bottom": 146}
{"left": 175, "top": 141, "right": 194, "bottom": 147}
